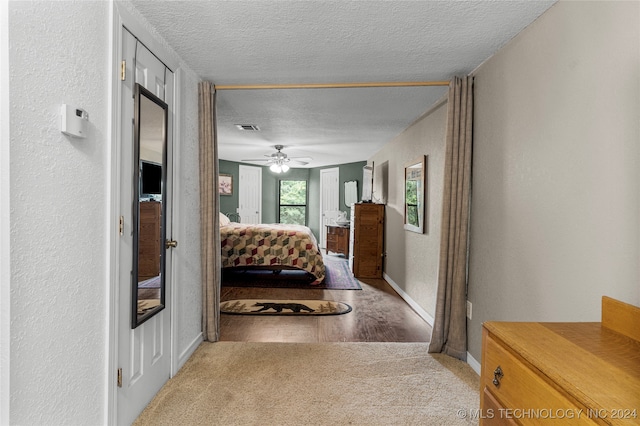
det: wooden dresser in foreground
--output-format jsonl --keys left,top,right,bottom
{"left": 480, "top": 296, "right": 640, "bottom": 425}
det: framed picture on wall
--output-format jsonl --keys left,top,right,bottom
{"left": 219, "top": 174, "right": 233, "bottom": 195}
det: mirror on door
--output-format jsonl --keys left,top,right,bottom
{"left": 132, "top": 83, "right": 168, "bottom": 328}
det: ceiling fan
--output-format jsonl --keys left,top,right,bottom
{"left": 241, "top": 145, "right": 312, "bottom": 173}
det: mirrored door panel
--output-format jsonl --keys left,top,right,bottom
{"left": 132, "top": 83, "right": 168, "bottom": 328}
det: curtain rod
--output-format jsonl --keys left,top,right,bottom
{"left": 214, "top": 81, "right": 450, "bottom": 90}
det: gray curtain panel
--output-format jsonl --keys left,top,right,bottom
{"left": 428, "top": 76, "right": 474, "bottom": 360}
{"left": 198, "top": 81, "right": 221, "bottom": 342}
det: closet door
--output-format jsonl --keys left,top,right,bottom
{"left": 116, "top": 28, "right": 173, "bottom": 426}
{"left": 238, "top": 165, "right": 262, "bottom": 224}
{"left": 319, "top": 167, "right": 339, "bottom": 249}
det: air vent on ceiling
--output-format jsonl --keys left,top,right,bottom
{"left": 235, "top": 124, "right": 260, "bottom": 131}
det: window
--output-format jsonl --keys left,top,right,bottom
{"left": 279, "top": 180, "right": 307, "bottom": 225}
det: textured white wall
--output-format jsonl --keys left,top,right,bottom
{"left": 173, "top": 68, "right": 203, "bottom": 363}
{"left": 9, "top": 1, "right": 110, "bottom": 424}
{"left": 467, "top": 1, "right": 640, "bottom": 361}
{"left": 1, "top": 1, "right": 11, "bottom": 423}
{"left": 369, "top": 101, "right": 447, "bottom": 319}
{"left": 8, "top": 1, "right": 204, "bottom": 423}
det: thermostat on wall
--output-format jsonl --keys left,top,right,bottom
{"left": 60, "top": 104, "right": 89, "bottom": 138}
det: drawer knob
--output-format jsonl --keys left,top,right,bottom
{"left": 492, "top": 366, "right": 504, "bottom": 387}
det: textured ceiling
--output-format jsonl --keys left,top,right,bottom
{"left": 130, "top": 0, "right": 556, "bottom": 168}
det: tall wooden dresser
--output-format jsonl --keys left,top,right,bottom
{"left": 349, "top": 203, "right": 384, "bottom": 278}
{"left": 480, "top": 296, "right": 640, "bottom": 425}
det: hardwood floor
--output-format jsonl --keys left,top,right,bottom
{"left": 219, "top": 270, "right": 432, "bottom": 343}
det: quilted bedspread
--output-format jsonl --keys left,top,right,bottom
{"left": 220, "top": 223, "right": 325, "bottom": 284}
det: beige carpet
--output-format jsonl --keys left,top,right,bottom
{"left": 134, "top": 342, "right": 480, "bottom": 426}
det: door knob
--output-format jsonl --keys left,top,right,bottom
{"left": 165, "top": 239, "right": 178, "bottom": 249}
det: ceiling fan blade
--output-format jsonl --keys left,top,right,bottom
{"left": 242, "top": 149, "right": 312, "bottom": 167}
{"left": 288, "top": 157, "right": 312, "bottom": 165}
{"left": 289, "top": 159, "right": 309, "bottom": 165}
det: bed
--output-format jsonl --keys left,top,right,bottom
{"left": 220, "top": 215, "right": 325, "bottom": 285}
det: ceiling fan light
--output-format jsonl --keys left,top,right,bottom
{"left": 281, "top": 164, "right": 290, "bottom": 172}
{"left": 270, "top": 163, "right": 282, "bottom": 173}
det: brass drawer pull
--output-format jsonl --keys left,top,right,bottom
{"left": 493, "top": 366, "right": 504, "bottom": 387}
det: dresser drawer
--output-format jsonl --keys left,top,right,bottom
{"left": 482, "top": 388, "right": 518, "bottom": 426}
{"left": 482, "top": 333, "right": 596, "bottom": 425}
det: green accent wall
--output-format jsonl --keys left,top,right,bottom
{"left": 218, "top": 159, "right": 366, "bottom": 240}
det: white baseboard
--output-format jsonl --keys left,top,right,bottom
{"left": 175, "top": 333, "right": 203, "bottom": 375}
{"left": 382, "top": 273, "right": 481, "bottom": 375}
{"left": 383, "top": 273, "right": 434, "bottom": 326}
{"left": 467, "top": 351, "right": 481, "bottom": 375}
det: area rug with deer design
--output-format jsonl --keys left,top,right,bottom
{"left": 221, "top": 256, "right": 361, "bottom": 290}
{"left": 220, "top": 299, "right": 352, "bottom": 315}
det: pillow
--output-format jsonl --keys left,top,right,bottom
{"left": 219, "top": 212, "right": 231, "bottom": 226}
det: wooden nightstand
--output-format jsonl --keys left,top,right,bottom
{"left": 326, "top": 225, "right": 350, "bottom": 258}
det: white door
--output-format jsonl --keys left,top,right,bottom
{"left": 319, "top": 167, "right": 340, "bottom": 248}
{"left": 135, "top": 41, "right": 165, "bottom": 100}
{"left": 117, "top": 28, "right": 173, "bottom": 425}
{"left": 238, "top": 165, "right": 262, "bottom": 224}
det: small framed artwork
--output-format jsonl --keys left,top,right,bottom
{"left": 219, "top": 174, "right": 233, "bottom": 195}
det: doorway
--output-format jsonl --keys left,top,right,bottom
{"left": 319, "top": 167, "right": 339, "bottom": 249}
